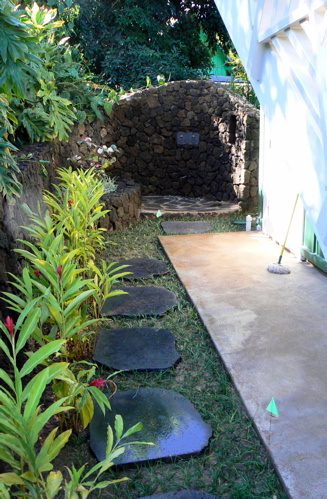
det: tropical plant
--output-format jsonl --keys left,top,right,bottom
{"left": 42, "top": 167, "right": 111, "bottom": 267}
{"left": 3, "top": 222, "right": 98, "bottom": 353}
{"left": 51, "top": 363, "right": 112, "bottom": 431}
{"left": 0, "top": 308, "right": 149, "bottom": 497}
{"left": 0, "top": 308, "right": 73, "bottom": 495}
{"left": 0, "top": 0, "right": 119, "bottom": 199}
{"left": 88, "top": 259, "right": 131, "bottom": 318}
{"left": 1, "top": 165, "right": 134, "bottom": 433}
{"left": 3, "top": 167, "right": 129, "bottom": 357}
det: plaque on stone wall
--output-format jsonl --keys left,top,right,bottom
{"left": 177, "top": 132, "right": 200, "bottom": 146}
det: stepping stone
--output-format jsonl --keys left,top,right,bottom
{"left": 100, "top": 286, "right": 177, "bottom": 317}
{"left": 110, "top": 258, "right": 168, "bottom": 280}
{"left": 93, "top": 327, "right": 181, "bottom": 370}
{"left": 90, "top": 388, "right": 212, "bottom": 464}
{"left": 139, "top": 490, "right": 219, "bottom": 499}
{"left": 161, "top": 221, "right": 213, "bottom": 234}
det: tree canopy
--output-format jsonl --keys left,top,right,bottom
{"left": 71, "top": 0, "right": 230, "bottom": 89}
{"left": 0, "top": 0, "right": 118, "bottom": 198}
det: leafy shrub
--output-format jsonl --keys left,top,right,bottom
{"left": 0, "top": 164, "right": 150, "bottom": 496}
{"left": 0, "top": 311, "right": 147, "bottom": 496}
{"left": 101, "top": 44, "right": 211, "bottom": 90}
{"left": 0, "top": 1, "right": 119, "bottom": 199}
{"left": 4, "top": 167, "right": 128, "bottom": 354}
{"left": 72, "top": 0, "right": 214, "bottom": 90}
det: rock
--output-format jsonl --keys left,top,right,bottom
{"left": 101, "top": 286, "right": 177, "bottom": 317}
{"left": 93, "top": 327, "right": 181, "bottom": 370}
{"left": 89, "top": 388, "right": 212, "bottom": 464}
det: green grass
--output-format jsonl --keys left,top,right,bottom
{"left": 69, "top": 213, "right": 287, "bottom": 498}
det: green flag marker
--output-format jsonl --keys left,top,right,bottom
{"left": 266, "top": 397, "right": 279, "bottom": 417}
{"left": 156, "top": 210, "right": 162, "bottom": 218}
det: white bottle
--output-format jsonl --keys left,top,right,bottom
{"left": 246, "top": 215, "right": 252, "bottom": 231}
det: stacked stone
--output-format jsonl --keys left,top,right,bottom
{"left": 54, "top": 80, "right": 259, "bottom": 211}
{"left": 99, "top": 180, "right": 141, "bottom": 231}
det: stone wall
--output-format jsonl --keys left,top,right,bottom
{"left": 99, "top": 180, "right": 141, "bottom": 231}
{"left": 0, "top": 142, "right": 56, "bottom": 313}
{"left": 54, "top": 80, "right": 260, "bottom": 210}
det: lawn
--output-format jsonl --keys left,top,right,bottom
{"left": 55, "top": 213, "right": 287, "bottom": 499}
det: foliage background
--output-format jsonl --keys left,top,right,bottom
{"left": 70, "top": 0, "right": 231, "bottom": 90}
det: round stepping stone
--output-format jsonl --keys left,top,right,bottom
{"left": 161, "top": 221, "right": 213, "bottom": 234}
{"left": 110, "top": 258, "right": 168, "bottom": 280}
{"left": 89, "top": 388, "right": 212, "bottom": 464}
{"left": 93, "top": 327, "right": 181, "bottom": 370}
{"left": 139, "top": 491, "right": 219, "bottom": 499}
{"left": 100, "top": 286, "right": 177, "bottom": 317}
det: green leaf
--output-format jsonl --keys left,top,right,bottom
{"left": 0, "top": 481, "right": 10, "bottom": 499}
{"left": 88, "top": 386, "right": 111, "bottom": 415}
{"left": 0, "top": 447, "right": 20, "bottom": 470}
{"left": 15, "top": 308, "right": 41, "bottom": 354}
{"left": 35, "top": 428, "right": 72, "bottom": 471}
{"left": 19, "top": 339, "right": 66, "bottom": 378}
{"left": 46, "top": 470, "right": 63, "bottom": 498}
{"left": 82, "top": 449, "right": 125, "bottom": 480}
{"left": 23, "top": 367, "right": 50, "bottom": 423}
{"left": 122, "top": 421, "right": 143, "bottom": 439}
{"left": 0, "top": 412, "right": 23, "bottom": 436}
{"left": 106, "top": 424, "right": 114, "bottom": 457}
{"left": 114, "top": 414, "right": 124, "bottom": 443}
{"left": 103, "top": 101, "right": 113, "bottom": 115}
{"left": 0, "top": 472, "right": 25, "bottom": 485}
{"left": 63, "top": 289, "right": 95, "bottom": 317}
{"left": 0, "top": 368, "right": 15, "bottom": 391}
{"left": 94, "top": 477, "right": 129, "bottom": 488}
{"left": 0, "top": 337, "right": 13, "bottom": 364}
{"left": 62, "top": 278, "right": 89, "bottom": 301}
{"left": 22, "top": 362, "right": 68, "bottom": 403}
{"left": 0, "top": 434, "right": 30, "bottom": 461}
{"left": 79, "top": 393, "right": 94, "bottom": 428}
{"left": 31, "top": 401, "right": 72, "bottom": 446}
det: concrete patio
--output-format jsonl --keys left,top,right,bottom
{"left": 158, "top": 231, "right": 327, "bottom": 499}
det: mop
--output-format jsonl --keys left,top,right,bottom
{"left": 267, "top": 194, "right": 299, "bottom": 274}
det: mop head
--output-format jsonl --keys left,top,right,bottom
{"left": 267, "top": 263, "right": 291, "bottom": 274}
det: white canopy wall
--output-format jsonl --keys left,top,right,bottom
{"left": 214, "top": 0, "right": 327, "bottom": 258}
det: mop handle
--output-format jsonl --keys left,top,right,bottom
{"left": 277, "top": 194, "right": 299, "bottom": 264}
